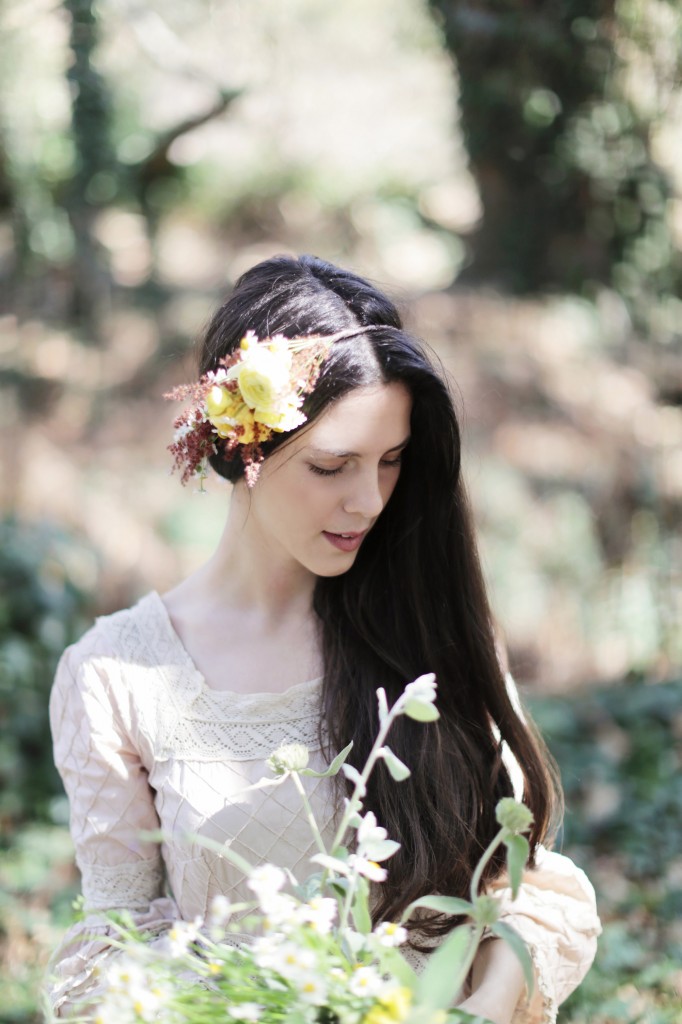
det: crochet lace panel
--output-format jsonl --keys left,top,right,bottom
{"left": 163, "top": 684, "right": 324, "bottom": 761}
{"left": 81, "top": 858, "right": 164, "bottom": 912}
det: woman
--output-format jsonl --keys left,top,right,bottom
{"left": 48, "top": 255, "right": 601, "bottom": 1024}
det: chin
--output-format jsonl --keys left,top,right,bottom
{"left": 311, "top": 555, "right": 359, "bottom": 578}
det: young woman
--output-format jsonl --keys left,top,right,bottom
{"left": 48, "top": 255, "right": 601, "bottom": 1024}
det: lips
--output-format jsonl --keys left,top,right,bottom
{"left": 322, "top": 530, "right": 367, "bottom": 553}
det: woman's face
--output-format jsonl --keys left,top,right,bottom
{"left": 244, "top": 383, "right": 412, "bottom": 578}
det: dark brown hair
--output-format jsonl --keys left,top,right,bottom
{"left": 199, "top": 254, "right": 561, "bottom": 938}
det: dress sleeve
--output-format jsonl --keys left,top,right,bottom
{"left": 46, "top": 640, "right": 180, "bottom": 1019}
{"left": 487, "top": 845, "right": 602, "bottom": 1024}
{"left": 489, "top": 673, "right": 602, "bottom": 1024}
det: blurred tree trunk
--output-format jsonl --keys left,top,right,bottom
{"left": 62, "top": 0, "right": 115, "bottom": 341}
{"left": 428, "top": 0, "right": 674, "bottom": 302}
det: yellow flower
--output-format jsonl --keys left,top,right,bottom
{"left": 363, "top": 987, "right": 412, "bottom": 1024}
{"left": 230, "top": 347, "right": 291, "bottom": 413}
{"left": 206, "top": 384, "right": 234, "bottom": 418}
{"left": 253, "top": 402, "right": 306, "bottom": 433}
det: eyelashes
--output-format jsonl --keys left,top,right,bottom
{"left": 309, "top": 457, "right": 403, "bottom": 478}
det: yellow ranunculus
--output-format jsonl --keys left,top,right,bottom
{"left": 363, "top": 987, "right": 412, "bottom": 1024}
{"left": 233, "top": 348, "right": 291, "bottom": 412}
{"left": 253, "top": 402, "right": 306, "bottom": 433}
{"left": 206, "top": 385, "right": 234, "bottom": 418}
{"left": 210, "top": 397, "right": 257, "bottom": 444}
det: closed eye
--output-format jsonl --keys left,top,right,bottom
{"left": 309, "top": 464, "right": 344, "bottom": 477}
{"left": 308, "top": 455, "right": 402, "bottom": 478}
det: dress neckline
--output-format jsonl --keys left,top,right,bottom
{"left": 146, "top": 590, "right": 323, "bottom": 701}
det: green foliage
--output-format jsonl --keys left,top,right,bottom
{"left": 428, "top": 0, "right": 682, "bottom": 339}
{"left": 0, "top": 517, "right": 97, "bottom": 832}
{"left": 530, "top": 677, "right": 682, "bottom": 1022}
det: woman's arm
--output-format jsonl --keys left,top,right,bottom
{"left": 47, "top": 637, "right": 179, "bottom": 1019}
{"left": 457, "top": 938, "right": 526, "bottom": 1024}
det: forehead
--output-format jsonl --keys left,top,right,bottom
{"left": 302, "top": 383, "right": 412, "bottom": 453}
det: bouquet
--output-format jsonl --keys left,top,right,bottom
{"left": 91, "top": 676, "right": 534, "bottom": 1024}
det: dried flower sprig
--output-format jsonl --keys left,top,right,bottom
{"left": 165, "top": 331, "right": 334, "bottom": 488}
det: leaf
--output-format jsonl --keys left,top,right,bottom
{"left": 364, "top": 838, "right": 401, "bottom": 861}
{"left": 300, "top": 741, "right": 354, "bottom": 778}
{"left": 504, "top": 834, "right": 530, "bottom": 899}
{"left": 403, "top": 700, "right": 440, "bottom": 722}
{"left": 340, "top": 762, "right": 367, "bottom": 795}
{"left": 375, "top": 946, "right": 418, "bottom": 988}
{"left": 447, "top": 1013, "right": 493, "bottom": 1024}
{"left": 401, "top": 894, "right": 474, "bottom": 923}
{"left": 379, "top": 746, "right": 411, "bottom": 781}
{"left": 181, "top": 832, "right": 255, "bottom": 876}
{"left": 352, "top": 876, "right": 372, "bottom": 934}
{"left": 490, "top": 921, "right": 535, "bottom": 997}
{"left": 141, "top": 829, "right": 255, "bottom": 876}
{"left": 416, "top": 924, "right": 474, "bottom": 1010}
{"left": 309, "top": 853, "right": 350, "bottom": 876}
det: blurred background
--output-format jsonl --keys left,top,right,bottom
{"left": 0, "top": 0, "right": 680, "bottom": 1020}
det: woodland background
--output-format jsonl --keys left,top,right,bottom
{"left": 0, "top": 1, "right": 681, "bottom": 1021}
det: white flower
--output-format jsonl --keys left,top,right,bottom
{"left": 373, "top": 921, "right": 408, "bottom": 947}
{"left": 247, "top": 864, "right": 287, "bottom": 905}
{"left": 348, "top": 965, "right": 386, "bottom": 998}
{"left": 227, "top": 1003, "right": 263, "bottom": 1022}
{"left": 102, "top": 958, "right": 167, "bottom": 1023}
{"left": 251, "top": 934, "right": 286, "bottom": 971}
{"left": 264, "top": 941, "right": 317, "bottom": 979}
{"left": 105, "top": 956, "right": 148, "bottom": 993}
{"left": 400, "top": 673, "right": 439, "bottom": 721}
{"left": 357, "top": 810, "right": 387, "bottom": 848}
{"left": 130, "top": 987, "right": 165, "bottom": 1022}
{"left": 262, "top": 893, "right": 299, "bottom": 930}
{"left": 348, "top": 853, "right": 388, "bottom": 882}
{"left": 163, "top": 917, "right": 202, "bottom": 957}
{"left": 298, "top": 975, "right": 329, "bottom": 1005}
{"left": 296, "top": 896, "right": 337, "bottom": 934}
{"left": 208, "top": 893, "right": 232, "bottom": 930}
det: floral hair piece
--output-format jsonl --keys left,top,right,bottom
{"left": 165, "top": 331, "right": 336, "bottom": 488}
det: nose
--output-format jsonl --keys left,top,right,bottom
{"left": 342, "top": 468, "right": 386, "bottom": 520}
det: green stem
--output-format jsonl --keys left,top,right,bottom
{"left": 290, "top": 771, "right": 328, "bottom": 856}
{"left": 470, "top": 829, "right": 507, "bottom": 904}
{"left": 338, "top": 872, "right": 359, "bottom": 935}
{"left": 447, "top": 922, "right": 486, "bottom": 1005}
{"left": 329, "top": 700, "right": 399, "bottom": 854}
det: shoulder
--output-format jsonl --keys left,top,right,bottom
{"left": 56, "top": 592, "right": 172, "bottom": 680}
{"left": 51, "top": 592, "right": 203, "bottom": 755}
{"left": 50, "top": 592, "right": 175, "bottom": 719}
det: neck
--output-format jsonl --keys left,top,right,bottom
{"left": 194, "top": 482, "right": 316, "bottom": 619}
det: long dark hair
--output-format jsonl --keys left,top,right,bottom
{"left": 200, "top": 254, "right": 561, "bottom": 938}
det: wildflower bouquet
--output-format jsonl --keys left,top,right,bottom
{"left": 93, "top": 676, "right": 535, "bottom": 1024}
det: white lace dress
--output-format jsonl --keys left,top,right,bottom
{"left": 47, "top": 592, "right": 601, "bottom": 1023}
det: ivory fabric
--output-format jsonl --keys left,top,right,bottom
{"left": 47, "top": 592, "right": 601, "bottom": 1022}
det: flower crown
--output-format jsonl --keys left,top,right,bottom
{"left": 165, "top": 331, "right": 336, "bottom": 488}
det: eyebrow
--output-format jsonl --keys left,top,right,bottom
{"left": 306, "top": 435, "right": 411, "bottom": 459}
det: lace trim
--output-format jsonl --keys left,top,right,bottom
{"left": 81, "top": 858, "right": 164, "bottom": 911}
{"left": 165, "top": 694, "right": 323, "bottom": 760}
{"left": 512, "top": 937, "right": 557, "bottom": 1024}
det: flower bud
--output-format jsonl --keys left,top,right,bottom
{"left": 495, "top": 797, "right": 534, "bottom": 833}
{"left": 267, "top": 743, "right": 310, "bottom": 775}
